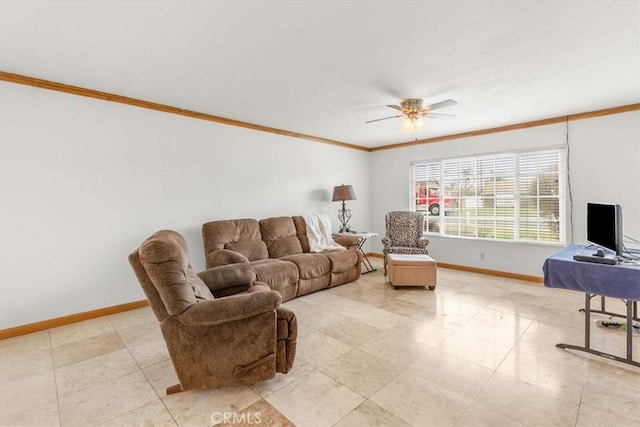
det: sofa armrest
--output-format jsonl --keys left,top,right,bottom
{"left": 197, "top": 264, "right": 257, "bottom": 291}
{"left": 178, "top": 290, "right": 282, "bottom": 327}
{"left": 247, "top": 282, "right": 271, "bottom": 293}
{"left": 417, "top": 237, "right": 429, "bottom": 249}
{"left": 207, "top": 249, "right": 250, "bottom": 268}
{"left": 333, "top": 235, "right": 360, "bottom": 249}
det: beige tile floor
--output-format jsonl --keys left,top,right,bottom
{"left": 2, "top": 259, "right": 640, "bottom": 426}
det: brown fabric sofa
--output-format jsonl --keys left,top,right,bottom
{"left": 129, "top": 230, "right": 297, "bottom": 392}
{"left": 202, "top": 216, "right": 362, "bottom": 301}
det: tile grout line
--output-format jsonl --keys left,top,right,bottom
{"left": 109, "top": 311, "right": 181, "bottom": 427}
{"left": 49, "top": 330, "right": 63, "bottom": 427}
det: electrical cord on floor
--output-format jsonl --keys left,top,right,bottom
{"left": 595, "top": 319, "right": 640, "bottom": 336}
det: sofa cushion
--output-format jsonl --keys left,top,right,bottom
{"left": 323, "top": 250, "right": 359, "bottom": 273}
{"left": 226, "top": 240, "right": 269, "bottom": 261}
{"left": 138, "top": 230, "right": 214, "bottom": 316}
{"left": 251, "top": 259, "right": 299, "bottom": 302}
{"left": 280, "top": 253, "right": 330, "bottom": 280}
{"left": 202, "top": 219, "right": 268, "bottom": 262}
{"left": 292, "top": 216, "right": 310, "bottom": 253}
{"left": 259, "top": 217, "right": 303, "bottom": 258}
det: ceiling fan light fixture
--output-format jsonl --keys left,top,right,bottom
{"left": 367, "top": 98, "right": 457, "bottom": 133}
{"left": 399, "top": 118, "right": 414, "bottom": 133}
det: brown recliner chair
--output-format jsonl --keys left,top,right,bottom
{"left": 129, "top": 230, "right": 296, "bottom": 393}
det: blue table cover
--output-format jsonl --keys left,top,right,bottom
{"left": 543, "top": 245, "right": 640, "bottom": 301}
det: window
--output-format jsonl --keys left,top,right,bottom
{"left": 412, "top": 148, "right": 565, "bottom": 243}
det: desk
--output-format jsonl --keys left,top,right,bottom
{"left": 336, "top": 232, "right": 378, "bottom": 274}
{"left": 543, "top": 245, "right": 640, "bottom": 368}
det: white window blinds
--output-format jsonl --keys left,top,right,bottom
{"left": 411, "top": 148, "right": 565, "bottom": 243}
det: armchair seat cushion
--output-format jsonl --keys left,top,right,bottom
{"left": 383, "top": 246, "right": 431, "bottom": 255}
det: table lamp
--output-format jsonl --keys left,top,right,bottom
{"left": 332, "top": 184, "right": 356, "bottom": 233}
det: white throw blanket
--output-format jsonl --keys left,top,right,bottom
{"left": 302, "top": 214, "right": 345, "bottom": 252}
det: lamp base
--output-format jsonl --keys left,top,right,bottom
{"left": 337, "top": 202, "right": 352, "bottom": 234}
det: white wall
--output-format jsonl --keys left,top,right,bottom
{"left": 370, "top": 111, "right": 640, "bottom": 277}
{"left": 567, "top": 112, "right": 640, "bottom": 247}
{"left": 0, "top": 82, "right": 371, "bottom": 328}
{"left": 2, "top": 80, "right": 637, "bottom": 329}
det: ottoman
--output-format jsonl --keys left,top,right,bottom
{"left": 387, "top": 254, "right": 437, "bottom": 290}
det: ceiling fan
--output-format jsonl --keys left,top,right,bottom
{"left": 366, "top": 98, "right": 458, "bottom": 133}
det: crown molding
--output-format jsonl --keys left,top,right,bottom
{"left": 2, "top": 71, "right": 637, "bottom": 154}
{"left": 370, "top": 103, "right": 640, "bottom": 152}
{"left": 0, "top": 71, "right": 368, "bottom": 152}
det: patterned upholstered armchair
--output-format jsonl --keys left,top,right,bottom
{"left": 382, "top": 211, "right": 430, "bottom": 274}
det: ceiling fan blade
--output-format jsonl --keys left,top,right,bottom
{"left": 425, "top": 99, "right": 457, "bottom": 111}
{"left": 426, "top": 112, "right": 455, "bottom": 120}
{"left": 366, "top": 115, "right": 404, "bottom": 123}
{"left": 386, "top": 104, "right": 403, "bottom": 111}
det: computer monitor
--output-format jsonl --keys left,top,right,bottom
{"left": 587, "top": 202, "right": 623, "bottom": 256}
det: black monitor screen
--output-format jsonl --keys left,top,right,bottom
{"left": 587, "top": 203, "right": 622, "bottom": 255}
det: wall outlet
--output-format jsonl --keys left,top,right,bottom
{"left": 480, "top": 252, "right": 485, "bottom": 260}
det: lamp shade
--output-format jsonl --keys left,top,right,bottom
{"left": 332, "top": 185, "right": 356, "bottom": 202}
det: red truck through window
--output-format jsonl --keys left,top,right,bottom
{"left": 415, "top": 184, "right": 451, "bottom": 215}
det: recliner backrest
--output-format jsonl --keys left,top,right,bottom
{"left": 129, "top": 249, "right": 169, "bottom": 321}
{"left": 129, "top": 230, "right": 214, "bottom": 319}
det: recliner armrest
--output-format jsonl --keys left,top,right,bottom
{"left": 417, "top": 237, "right": 429, "bottom": 248}
{"left": 381, "top": 236, "right": 391, "bottom": 247}
{"left": 197, "top": 263, "right": 257, "bottom": 291}
{"left": 178, "top": 290, "right": 282, "bottom": 326}
{"left": 207, "top": 249, "right": 250, "bottom": 268}
{"left": 275, "top": 306, "right": 297, "bottom": 373}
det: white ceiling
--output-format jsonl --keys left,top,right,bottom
{"left": 1, "top": 1, "right": 639, "bottom": 149}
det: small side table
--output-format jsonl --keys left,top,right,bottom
{"left": 336, "top": 232, "right": 378, "bottom": 274}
